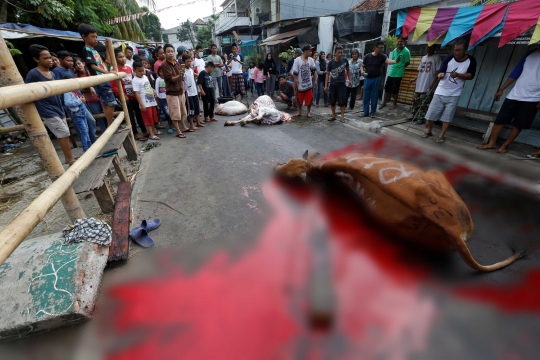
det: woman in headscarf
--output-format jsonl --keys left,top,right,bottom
{"left": 264, "top": 53, "right": 277, "bottom": 97}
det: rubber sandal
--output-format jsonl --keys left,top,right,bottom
{"left": 175, "top": 133, "right": 186, "bottom": 138}
{"left": 210, "top": 118, "right": 218, "bottom": 122}
{"left": 141, "top": 218, "right": 161, "bottom": 232}
{"left": 390, "top": 104, "right": 397, "bottom": 110}
{"left": 129, "top": 227, "right": 154, "bottom": 248}
{"left": 379, "top": 104, "right": 387, "bottom": 110}
{"left": 421, "top": 132, "right": 433, "bottom": 138}
{"left": 155, "top": 131, "right": 163, "bottom": 135}
{"left": 339, "top": 118, "right": 346, "bottom": 123}
{"left": 527, "top": 153, "right": 540, "bottom": 159}
{"left": 149, "top": 135, "right": 160, "bottom": 140}
{"left": 370, "top": 115, "right": 375, "bottom": 118}
{"left": 436, "top": 137, "right": 445, "bottom": 143}
{"left": 360, "top": 114, "right": 368, "bottom": 117}
{"left": 327, "top": 117, "right": 336, "bottom": 121}
{"left": 167, "top": 129, "right": 174, "bottom": 134}
{"left": 185, "top": 129, "right": 196, "bottom": 132}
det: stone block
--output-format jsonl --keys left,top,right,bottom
{"left": 0, "top": 232, "right": 108, "bottom": 342}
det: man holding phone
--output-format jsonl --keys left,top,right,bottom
{"left": 421, "top": 38, "right": 477, "bottom": 143}
{"left": 227, "top": 43, "right": 246, "bottom": 102}
{"left": 380, "top": 36, "right": 410, "bottom": 110}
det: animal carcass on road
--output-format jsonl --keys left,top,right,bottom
{"left": 224, "top": 95, "right": 292, "bottom": 127}
{"left": 274, "top": 151, "right": 523, "bottom": 272}
{"left": 215, "top": 101, "right": 248, "bottom": 116}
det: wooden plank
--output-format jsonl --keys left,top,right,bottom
{"left": 72, "top": 156, "right": 114, "bottom": 193}
{"left": 122, "top": 134, "right": 138, "bottom": 161}
{"left": 458, "top": 46, "right": 487, "bottom": 108}
{"left": 456, "top": 107, "right": 496, "bottom": 122}
{"left": 109, "top": 181, "right": 131, "bottom": 262}
{"left": 468, "top": 45, "right": 499, "bottom": 111}
{"left": 477, "top": 46, "right": 514, "bottom": 112}
{"left": 93, "top": 181, "right": 115, "bottom": 213}
{"left": 99, "top": 129, "right": 130, "bottom": 156}
{"left": 112, "top": 155, "right": 128, "bottom": 182}
{"left": 490, "top": 45, "right": 529, "bottom": 113}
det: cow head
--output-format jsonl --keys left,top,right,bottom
{"left": 274, "top": 150, "right": 320, "bottom": 181}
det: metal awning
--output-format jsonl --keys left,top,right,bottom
{"left": 259, "top": 27, "right": 312, "bottom": 45}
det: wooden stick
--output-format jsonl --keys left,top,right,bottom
{"left": 0, "top": 72, "right": 126, "bottom": 111}
{"left": 105, "top": 39, "right": 137, "bottom": 156}
{"left": 0, "top": 32, "right": 85, "bottom": 224}
{"left": 0, "top": 113, "right": 125, "bottom": 266}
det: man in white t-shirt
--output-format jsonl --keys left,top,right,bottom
{"left": 292, "top": 45, "right": 317, "bottom": 118}
{"left": 478, "top": 48, "right": 540, "bottom": 155}
{"left": 408, "top": 45, "right": 441, "bottom": 124}
{"left": 422, "top": 39, "right": 477, "bottom": 143}
{"left": 227, "top": 43, "right": 246, "bottom": 102}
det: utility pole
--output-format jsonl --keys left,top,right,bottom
{"left": 381, "top": 0, "right": 391, "bottom": 41}
{"left": 211, "top": 0, "right": 217, "bottom": 46}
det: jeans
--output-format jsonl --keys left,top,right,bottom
{"left": 86, "top": 101, "right": 106, "bottom": 133}
{"left": 127, "top": 98, "right": 148, "bottom": 135}
{"left": 84, "top": 107, "right": 97, "bottom": 143}
{"left": 266, "top": 74, "right": 276, "bottom": 96}
{"left": 316, "top": 76, "right": 328, "bottom": 105}
{"left": 221, "top": 75, "right": 231, "bottom": 97}
{"left": 346, "top": 85, "right": 360, "bottom": 110}
{"left": 158, "top": 98, "right": 172, "bottom": 127}
{"left": 201, "top": 89, "right": 215, "bottom": 119}
{"left": 71, "top": 109, "right": 92, "bottom": 151}
{"left": 249, "top": 79, "right": 254, "bottom": 94}
{"left": 363, "top": 77, "right": 381, "bottom": 115}
{"left": 255, "top": 82, "right": 265, "bottom": 97}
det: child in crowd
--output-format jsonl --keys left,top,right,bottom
{"left": 73, "top": 57, "right": 104, "bottom": 130}
{"left": 197, "top": 61, "right": 218, "bottom": 123}
{"left": 78, "top": 23, "right": 118, "bottom": 127}
{"left": 242, "top": 66, "right": 249, "bottom": 93}
{"left": 132, "top": 62, "right": 160, "bottom": 140}
{"left": 279, "top": 59, "right": 287, "bottom": 75}
{"left": 50, "top": 52, "right": 60, "bottom": 68}
{"left": 155, "top": 67, "right": 173, "bottom": 133}
{"left": 63, "top": 74, "right": 92, "bottom": 151}
{"left": 248, "top": 61, "right": 255, "bottom": 95}
{"left": 142, "top": 59, "right": 155, "bottom": 87}
{"left": 25, "top": 44, "right": 76, "bottom": 165}
{"left": 254, "top": 62, "right": 265, "bottom": 97}
{"left": 111, "top": 49, "right": 148, "bottom": 141}
{"left": 183, "top": 54, "right": 205, "bottom": 129}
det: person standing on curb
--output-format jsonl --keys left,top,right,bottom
{"left": 325, "top": 46, "right": 351, "bottom": 123}
{"left": 264, "top": 53, "right": 277, "bottom": 98}
{"left": 227, "top": 44, "right": 246, "bottom": 102}
{"left": 207, "top": 44, "right": 223, "bottom": 101}
{"left": 477, "top": 47, "right": 540, "bottom": 155}
{"left": 380, "top": 36, "right": 410, "bottom": 110}
{"left": 361, "top": 41, "right": 401, "bottom": 118}
{"left": 292, "top": 45, "right": 317, "bottom": 118}
{"left": 346, "top": 49, "right": 363, "bottom": 111}
{"left": 421, "top": 39, "right": 477, "bottom": 143}
{"left": 408, "top": 44, "right": 441, "bottom": 125}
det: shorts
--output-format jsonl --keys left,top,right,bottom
{"left": 384, "top": 76, "right": 403, "bottom": 94}
{"left": 42, "top": 116, "right": 70, "bottom": 138}
{"left": 425, "top": 94, "right": 460, "bottom": 123}
{"left": 94, "top": 82, "right": 118, "bottom": 107}
{"left": 297, "top": 89, "right": 313, "bottom": 106}
{"left": 329, "top": 83, "right": 347, "bottom": 107}
{"left": 166, "top": 94, "right": 187, "bottom": 120}
{"left": 140, "top": 106, "right": 159, "bottom": 127}
{"left": 187, "top": 95, "right": 200, "bottom": 117}
{"left": 494, "top": 98, "right": 540, "bottom": 130}
{"left": 278, "top": 95, "right": 293, "bottom": 103}
{"left": 231, "top": 74, "right": 246, "bottom": 96}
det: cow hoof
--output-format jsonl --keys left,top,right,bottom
{"left": 240, "top": 121, "right": 247, "bottom": 127}
{"left": 224, "top": 121, "right": 235, "bottom": 126}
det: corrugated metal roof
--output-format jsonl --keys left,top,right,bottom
{"left": 389, "top": 0, "right": 441, "bottom": 11}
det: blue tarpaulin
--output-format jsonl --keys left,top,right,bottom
{"left": 0, "top": 23, "right": 122, "bottom": 42}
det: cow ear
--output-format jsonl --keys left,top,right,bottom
{"left": 308, "top": 152, "right": 321, "bottom": 161}
{"left": 302, "top": 150, "right": 309, "bottom": 160}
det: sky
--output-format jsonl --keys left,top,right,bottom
{"left": 155, "top": 0, "right": 222, "bottom": 30}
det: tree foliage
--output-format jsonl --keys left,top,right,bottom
{"left": 137, "top": 6, "right": 162, "bottom": 41}
{"left": 176, "top": 20, "right": 197, "bottom": 49}
{"left": 195, "top": 15, "right": 218, "bottom": 49}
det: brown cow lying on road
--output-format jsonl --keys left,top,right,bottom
{"left": 224, "top": 95, "right": 292, "bottom": 127}
{"left": 274, "top": 151, "right": 523, "bottom": 272}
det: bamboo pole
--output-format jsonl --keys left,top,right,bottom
{"left": 0, "top": 73, "right": 126, "bottom": 111}
{"left": 0, "top": 124, "right": 26, "bottom": 133}
{"left": 0, "top": 33, "right": 85, "bottom": 222}
{"left": 0, "top": 113, "right": 126, "bottom": 266}
{"left": 105, "top": 38, "right": 137, "bottom": 154}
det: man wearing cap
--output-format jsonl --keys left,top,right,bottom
{"left": 177, "top": 46, "right": 187, "bottom": 63}
{"left": 292, "top": 45, "right": 317, "bottom": 118}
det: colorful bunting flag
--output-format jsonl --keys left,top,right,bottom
{"left": 499, "top": 0, "right": 540, "bottom": 47}
{"left": 426, "top": 7, "right": 459, "bottom": 46}
{"left": 396, "top": 9, "right": 408, "bottom": 36}
{"left": 402, "top": 7, "right": 421, "bottom": 39}
{"left": 412, "top": 8, "right": 438, "bottom": 42}
{"left": 442, "top": 6, "right": 483, "bottom": 46}
{"left": 530, "top": 17, "right": 540, "bottom": 45}
{"left": 469, "top": 3, "right": 508, "bottom": 49}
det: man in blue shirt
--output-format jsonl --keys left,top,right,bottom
{"left": 26, "top": 44, "right": 76, "bottom": 165}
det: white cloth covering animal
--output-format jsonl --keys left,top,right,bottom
{"left": 215, "top": 101, "right": 248, "bottom": 116}
{"left": 224, "top": 95, "right": 292, "bottom": 126}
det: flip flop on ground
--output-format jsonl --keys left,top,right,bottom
{"left": 149, "top": 135, "right": 160, "bottom": 140}
{"left": 327, "top": 117, "right": 336, "bottom": 121}
{"left": 421, "top": 132, "right": 433, "bottom": 138}
{"left": 436, "top": 137, "right": 445, "bottom": 143}
{"left": 175, "top": 133, "right": 186, "bottom": 138}
{"left": 526, "top": 153, "right": 540, "bottom": 158}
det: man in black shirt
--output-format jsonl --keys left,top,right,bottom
{"left": 325, "top": 46, "right": 351, "bottom": 122}
{"left": 277, "top": 75, "right": 295, "bottom": 109}
{"left": 361, "top": 41, "right": 400, "bottom": 117}
{"left": 197, "top": 62, "right": 218, "bottom": 122}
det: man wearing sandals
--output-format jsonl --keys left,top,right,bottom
{"left": 380, "top": 36, "right": 410, "bottom": 110}
{"left": 292, "top": 45, "right": 317, "bottom": 118}
{"left": 477, "top": 48, "right": 540, "bottom": 155}
{"left": 325, "top": 46, "right": 351, "bottom": 122}
{"left": 422, "top": 39, "right": 476, "bottom": 143}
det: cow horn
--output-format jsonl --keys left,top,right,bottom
{"left": 302, "top": 150, "right": 309, "bottom": 160}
